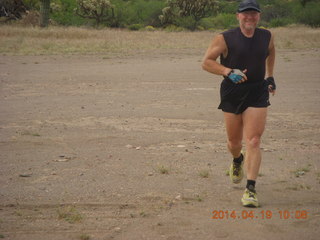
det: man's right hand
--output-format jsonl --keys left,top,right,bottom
{"left": 227, "top": 69, "right": 247, "bottom": 84}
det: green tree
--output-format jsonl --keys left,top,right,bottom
{"left": 40, "top": 0, "right": 50, "bottom": 27}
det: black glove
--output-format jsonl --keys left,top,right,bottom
{"left": 266, "top": 77, "right": 276, "bottom": 90}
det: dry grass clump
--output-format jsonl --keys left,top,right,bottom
{"left": 0, "top": 25, "right": 213, "bottom": 55}
{"left": 57, "top": 206, "right": 83, "bottom": 224}
{"left": 0, "top": 25, "right": 319, "bottom": 55}
{"left": 272, "top": 25, "right": 320, "bottom": 49}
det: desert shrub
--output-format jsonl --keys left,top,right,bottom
{"left": 128, "top": 23, "right": 143, "bottom": 31}
{"left": 202, "top": 13, "right": 237, "bottom": 29}
{"left": 20, "top": 10, "right": 40, "bottom": 26}
{"left": 50, "top": 0, "right": 86, "bottom": 26}
{"left": 14, "top": 0, "right": 320, "bottom": 29}
{"left": 164, "top": 24, "right": 186, "bottom": 32}
{"left": 296, "top": 1, "right": 320, "bottom": 27}
{"left": 75, "top": 0, "right": 116, "bottom": 26}
{"left": 159, "top": 0, "right": 218, "bottom": 30}
{"left": 144, "top": 25, "right": 156, "bottom": 31}
{"left": 174, "top": 16, "right": 198, "bottom": 30}
{"left": 261, "top": 1, "right": 292, "bottom": 23}
{"left": 269, "top": 18, "right": 294, "bottom": 28}
{"left": 23, "top": 0, "right": 40, "bottom": 9}
{"left": 199, "top": 17, "right": 215, "bottom": 30}
{"left": 1, "top": 0, "right": 27, "bottom": 21}
{"left": 123, "top": 0, "right": 164, "bottom": 26}
{"left": 260, "top": 0, "right": 320, "bottom": 28}
{"left": 217, "top": 0, "right": 238, "bottom": 14}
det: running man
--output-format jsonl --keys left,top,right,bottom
{"left": 202, "top": 0, "right": 276, "bottom": 207}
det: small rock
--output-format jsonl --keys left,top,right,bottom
{"left": 135, "top": 146, "right": 141, "bottom": 150}
{"left": 295, "top": 171, "right": 305, "bottom": 177}
{"left": 175, "top": 194, "right": 182, "bottom": 200}
{"left": 19, "top": 173, "right": 32, "bottom": 177}
{"left": 177, "top": 145, "right": 186, "bottom": 148}
{"left": 126, "top": 144, "right": 133, "bottom": 149}
{"left": 54, "top": 158, "right": 69, "bottom": 162}
{"left": 262, "top": 148, "right": 274, "bottom": 152}
{"left": 54, "top": 156, "right": 72, "bottom": 162}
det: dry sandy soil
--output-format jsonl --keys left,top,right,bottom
{"left": 0, "top": 48, "right": 320, "bottom": 240}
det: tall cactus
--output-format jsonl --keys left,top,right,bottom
{"left": 75, "top": 0, "right": 115, "bottom": 26}
{"left": 174, "top": 0, "right": 217, "bottom": 22}
{"left": 40, "top": 0, "right": 51, "bottom": 27}
{"left": 160, "top": 0, "right": 217, "bottom": 29}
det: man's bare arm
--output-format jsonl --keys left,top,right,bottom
{"left": 266, "top": 32, "right": 276, "bottom": 95}
{"left": 266, "top": 33, "right": 275, "bottom": 78}
{"left": 202, "top": 34, "right": 231, "bottom": 77}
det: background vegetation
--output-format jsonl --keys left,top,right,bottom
{"left": 1, "top": 0, "right": 319, "bottom": 30}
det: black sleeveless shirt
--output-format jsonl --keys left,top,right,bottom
{"left": 221, "top": 27, "right": 271, "bottom": 83}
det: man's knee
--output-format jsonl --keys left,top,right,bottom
{"left": 246, "top": 136, "right": 261, "bottom": 149}
{"left": 228, "top": 139, "right": 242, "bottom": 149}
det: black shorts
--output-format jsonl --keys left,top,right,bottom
{"left": 218, "top": 78, "right": 270, "bottom": 114}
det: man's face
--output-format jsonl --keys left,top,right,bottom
{"left": 237, "top": 11, "right": 260, "bottom": 31}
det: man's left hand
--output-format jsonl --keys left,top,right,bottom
{"left": 266, "top": 77, "right": 276, "bottom": 96}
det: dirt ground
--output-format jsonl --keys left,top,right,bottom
{"left": 0, "top": 48, "right": 320, "bottom": 240}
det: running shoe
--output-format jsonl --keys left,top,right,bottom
{"left": 241, "top": 185, "right": 259, "bottom": 208}
{"left": 229, "top": 153, "right": 244, "bottom": 184}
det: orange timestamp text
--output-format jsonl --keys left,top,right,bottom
{"left": 212, "top": 210, "right": 308, "bottom": 220}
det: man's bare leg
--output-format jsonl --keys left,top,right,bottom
{"left": 224, "top": 112, "right": 245, "bottom": 184}
{"left": 224, "top": 112, "right": 243, "bottom": 159}
{"left": 241, "top": 107, "right": 267, "bottom": 207}
{"left": 242, "top": 107, "right": 267, "bottom": 180}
